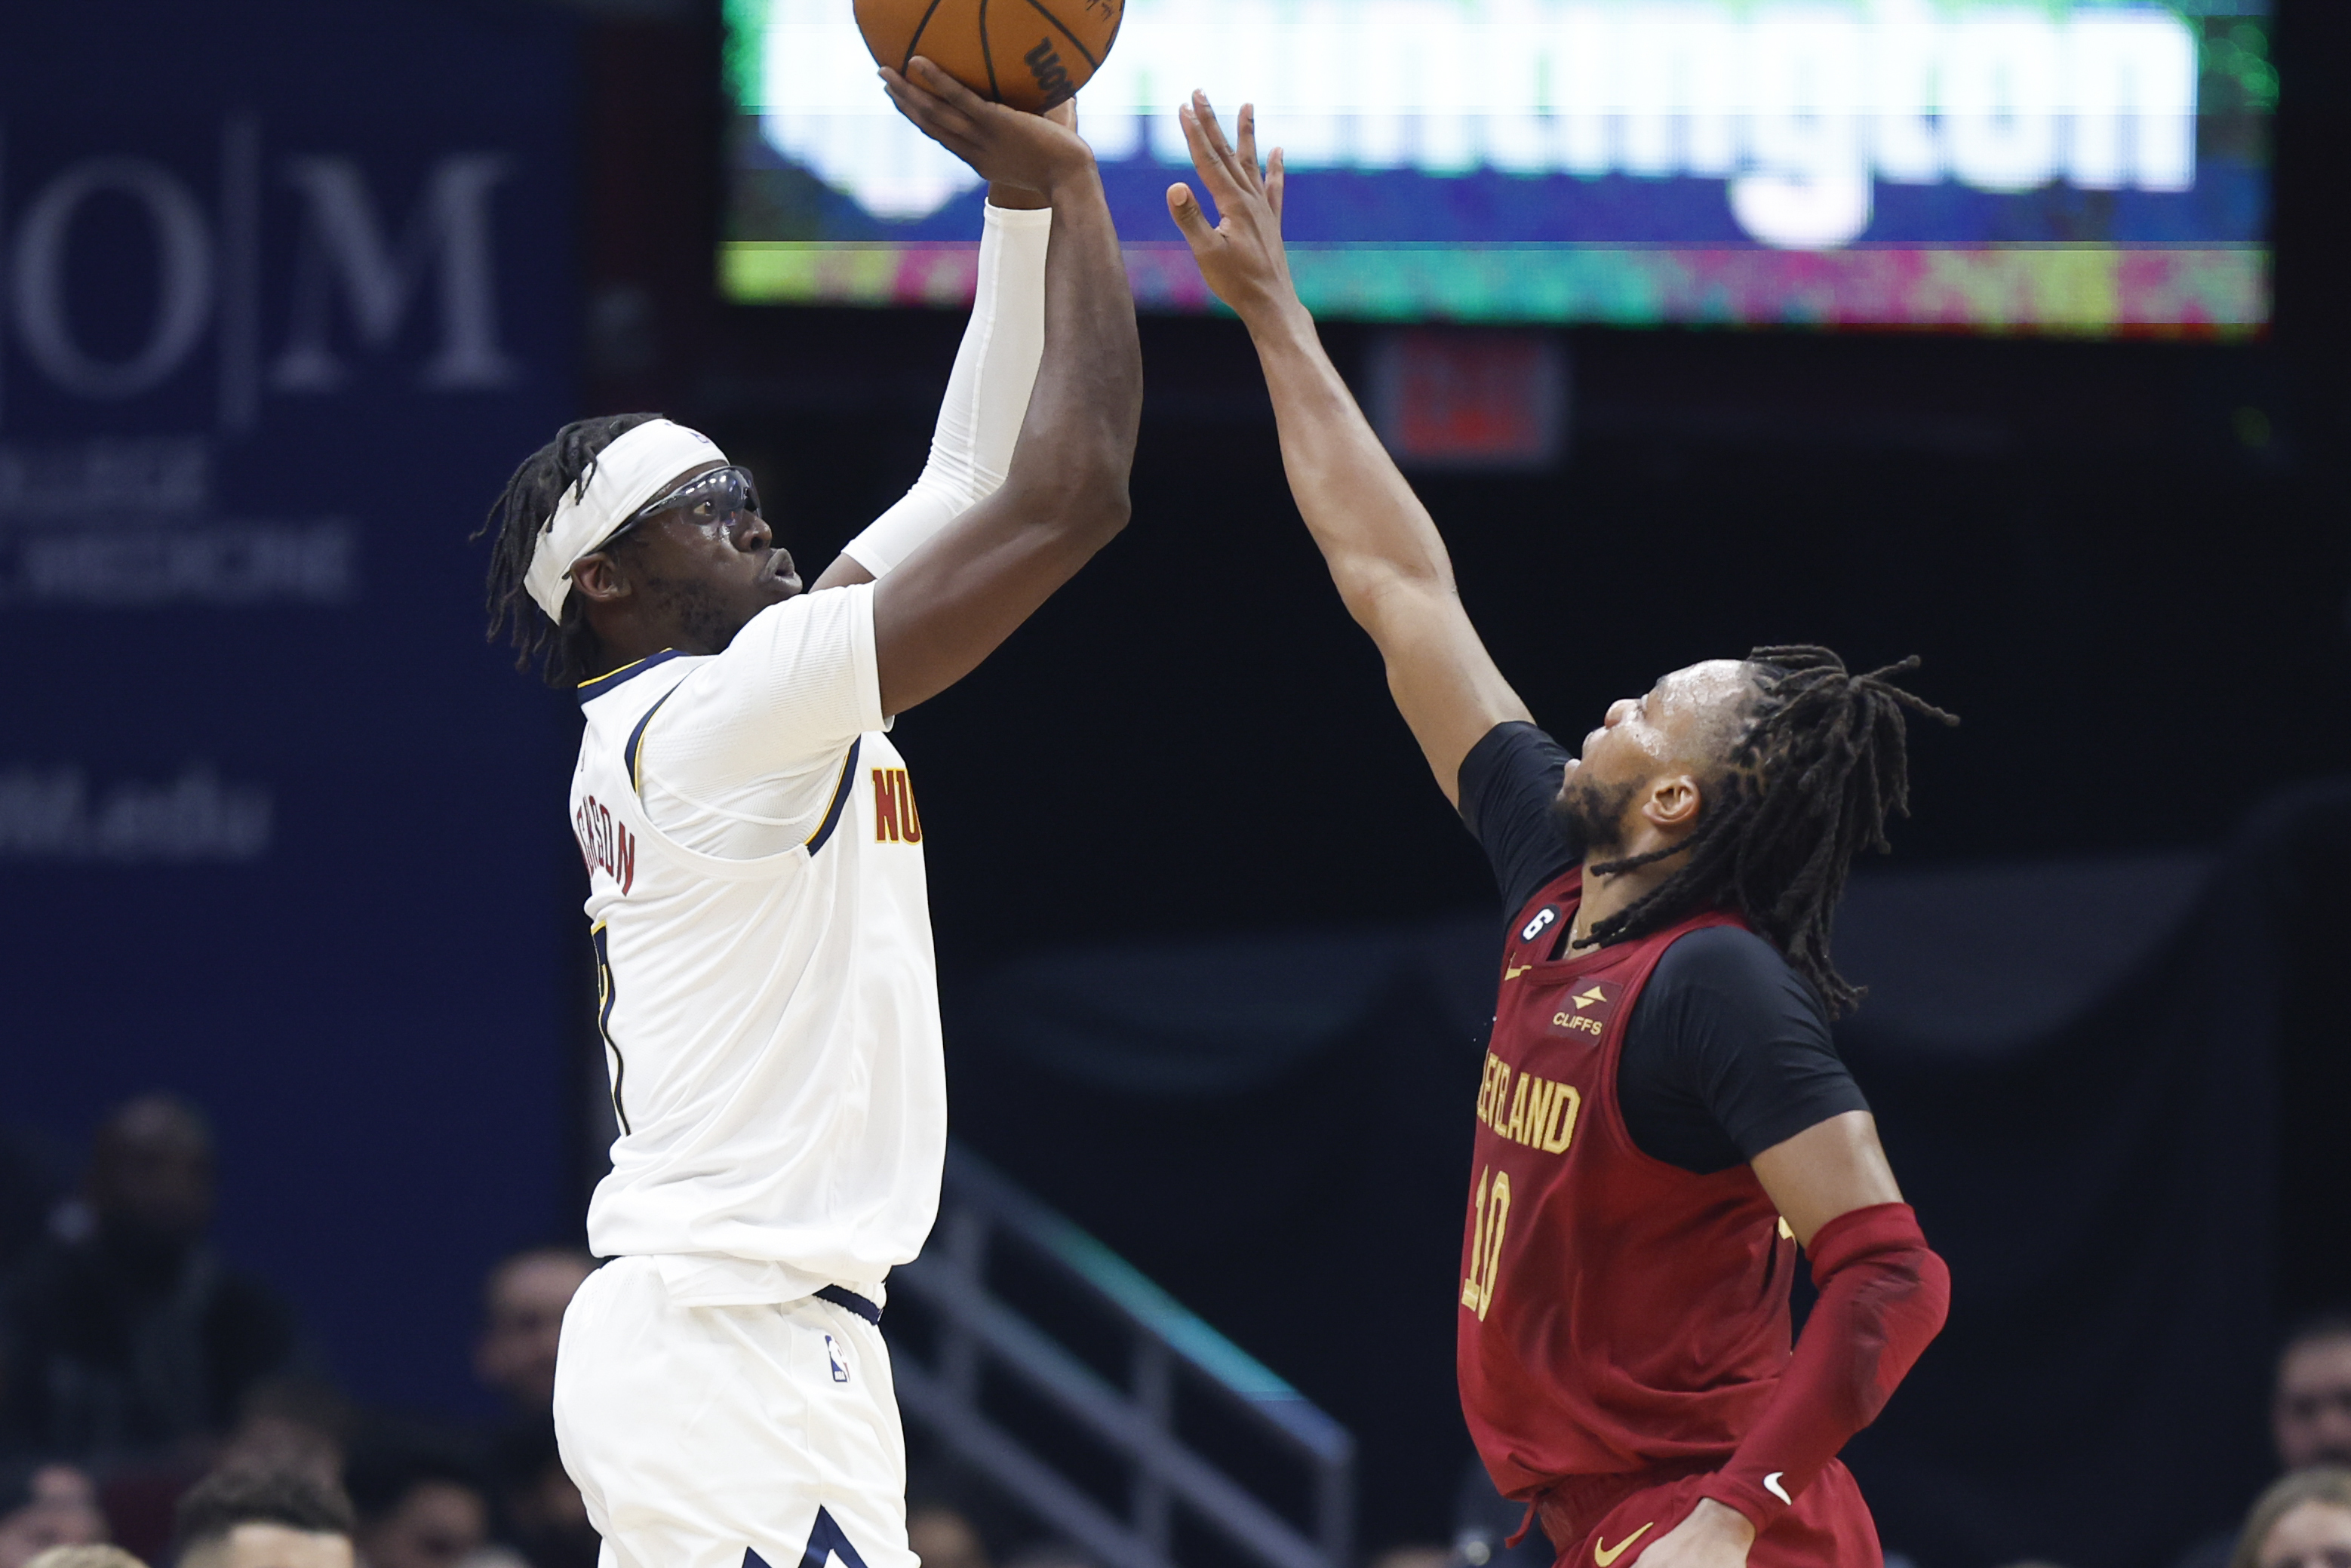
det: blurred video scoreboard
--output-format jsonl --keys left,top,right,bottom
{"left": 721, "top": 0, "right": 2271, "bottom": 335}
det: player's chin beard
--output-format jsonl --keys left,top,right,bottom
{"left": 644, "top": 572, "right": 742, "bottom": 653}
{"left": 1552, "top": 771, "right": 1640, "bottom": 862}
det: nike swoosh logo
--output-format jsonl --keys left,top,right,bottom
{"left": 1504, "top": 964, "right": 1534, "bottom": 980}
{"left": 1764, "top": 1472, "right": 1792, "bottom": 1505}
{"left": 1593, "top": 1523, "right": 1652, "bottom": 1566}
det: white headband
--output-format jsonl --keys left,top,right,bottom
{"left": 525, "top": 419, "right": 727, "bottom": 621}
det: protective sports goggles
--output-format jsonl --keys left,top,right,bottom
{"left": 608, "top": 464, "right": 762, "bottom": 546}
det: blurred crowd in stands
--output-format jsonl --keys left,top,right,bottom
{"left": 0, "top": 1096, "right": 597, "bottom": 1568}
{"left": 7, "top": 1093, "right": 2351, "bottom": 1568}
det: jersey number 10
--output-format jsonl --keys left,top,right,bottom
{"left": 1461, "top": 1164, "right": 1510, "bottom": 1321}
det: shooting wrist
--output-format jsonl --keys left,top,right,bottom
{"left": 1039, "top": 151, "right": 1104, "bottom": 204}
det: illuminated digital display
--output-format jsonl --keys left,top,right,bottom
{"left": 722, "top": 0, "right": 2271, "bottom": 334}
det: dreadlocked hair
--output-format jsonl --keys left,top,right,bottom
{"left": 475, "top": 412, "right": 665, "bottom": 688}
{"left": 1578, "top": 645, "right": 1959, "bottom": 1017}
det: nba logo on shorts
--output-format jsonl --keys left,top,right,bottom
{"left": 825, "top": 1334, "right": 850, "bottom": 1383}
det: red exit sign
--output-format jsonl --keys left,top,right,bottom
{"left": 1369, "top": 329, "right": 1566, "bottom": 469}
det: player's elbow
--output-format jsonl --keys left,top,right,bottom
{"left": 1096, "top": 483, "right": 1132, "bottom": 540}
{"left": 1079, "top": 479, "right": 1131, "bottom": 549}
{"left": 1028, "top": 463, "right": 1129, "bottom": 549}
{"left": 1002, "top": 401, "right": 1133, "bottom": 546}
{"left": 1335, "top": 558, "right": 1449, "bottom": 633}
{"left": 1065, "top": 435, "right": 1134, "bottom": 543}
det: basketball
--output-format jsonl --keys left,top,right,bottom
{"left": 855, "top": 0, "right": 1121, "bottom": 114}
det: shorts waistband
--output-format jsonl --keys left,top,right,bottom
{"left": 1534, "top": 1459, "right": 1717, "bottom": 1555}
{"left": 815, "top": 1283, "right": 882, "bottom": 1325}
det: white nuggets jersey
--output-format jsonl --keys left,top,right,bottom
{"left": 567, "top": 583, "right": 942, "bottom": 1307}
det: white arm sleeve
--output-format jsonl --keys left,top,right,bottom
{"left": 838, "top": 201, "right": 1052, "bottom": 580}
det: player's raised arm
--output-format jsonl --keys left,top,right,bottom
{"left": 812, "top": 115, "right": 1062, "bottom": 593}
{"left": 1166, "top": 94, "right": 1530, "bottom": 806}
{"left": 864, "top": 60, "right": 1142, "bottom": 717}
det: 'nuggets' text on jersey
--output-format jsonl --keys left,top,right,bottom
{"left": 872, "top": 768, "right": 921, "bottom": 843}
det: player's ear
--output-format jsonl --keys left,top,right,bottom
{"left": 570, "top": 550, "right": 631, "bottom": 604}
{"left": 1643, "top": 773, "right": 1703, "bottom": 833}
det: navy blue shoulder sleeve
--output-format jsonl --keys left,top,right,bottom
{"left": 1458, "top": 721, "right": 1579, "bottom": 915}
{"left": 1618, "top": 926, "right": 1871, "bottom": 1173}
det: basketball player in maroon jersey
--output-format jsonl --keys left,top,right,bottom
{"left": 1166, "top": 99, "right": 1954, "bottom": 1568}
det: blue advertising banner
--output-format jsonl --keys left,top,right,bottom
{"left": 724, "top": 0, "right": 2273, "bottom": 333}
{"left": 1, "top": 0, "right": 579, "bottom": 1416}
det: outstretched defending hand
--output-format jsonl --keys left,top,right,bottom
{"left": 1164, "top": 93, "right": 1296, "bottom": 326}
{"left": 882, "top": 58, "right": 1093, "bottom": 195}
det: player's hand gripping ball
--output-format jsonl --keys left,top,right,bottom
{"left": 856, "top": 0, "right": 1121, "bottom": 112}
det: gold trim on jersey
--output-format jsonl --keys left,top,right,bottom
{"left": 576, "top": 648, "right": 683, "bottom": 704}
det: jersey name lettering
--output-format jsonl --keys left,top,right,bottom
{"left": 575, "top": 793, "right": 637, "bottom": 893}
{"left": 1474, "top": 1050, "right": 1580, "bottom": 1154}
{"left": 873, "top": 767, "right": 923, "bottom": 844}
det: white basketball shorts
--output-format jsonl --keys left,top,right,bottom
{"left": 554, "top": 1256, "right": 918, "bottom": 1568}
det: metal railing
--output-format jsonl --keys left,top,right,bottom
{"left": 889, "top": 1145, "right": 1355, "bottom": 1568}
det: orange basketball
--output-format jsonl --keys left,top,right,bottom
{"left": 856, "top": 0, "right": 1121, "bottom": 113}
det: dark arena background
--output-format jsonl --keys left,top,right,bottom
{"left": 4, "top": 5, "right": 2349, "bottom": 1568}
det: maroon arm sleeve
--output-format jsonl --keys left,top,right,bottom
{"left": 1696, "top": 1201, "right": 1952, "bottom": 1533}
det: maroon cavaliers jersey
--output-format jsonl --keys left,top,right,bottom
{"left": 1458, "top": 867, "right": 1798, "bottom": 1498}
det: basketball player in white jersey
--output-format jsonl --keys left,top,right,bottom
{"left": 474, "top": 65, "right": 1139, "bottom": 1568}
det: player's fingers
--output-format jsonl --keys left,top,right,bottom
{"left": 907, "top": 57, "right": 997, "bottom": 125}
{"left": 894, "top": 83, "right": 989, "bottom": 158}
{"left": 1236, "top": 103, "right": 1263, "bottom": 192}
{"left": 1179, "top": 103, "right": 1248, "bottom": 211}
{"left": 884, "top": 67, "right": 987, "bottom": 143}
{"left": 879, "top": 64, "right": 942, "bottom": 111}
{"left": 878, "top": 73, "right": 940, "bottom": 134}
{"left": 1191, "top": 90, "right": 1232, "bottom": 158}
{"left": 1046, "top": 96, "right": 1078, "bottom": 132}
{"left": 1191, "top": 91, "right": 1250, "bottom": 189}
{"left": 881, "top": 69, "right": 981, "bottom": 149}
{"left": 1267, "top": 146, "right": 1286, "bottom": 221}
{"left": 879, "top": 65, "right": 950, "bottom": 125}
{"left": 1166, "top": 183, "right": 1221, "bottom": 251}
